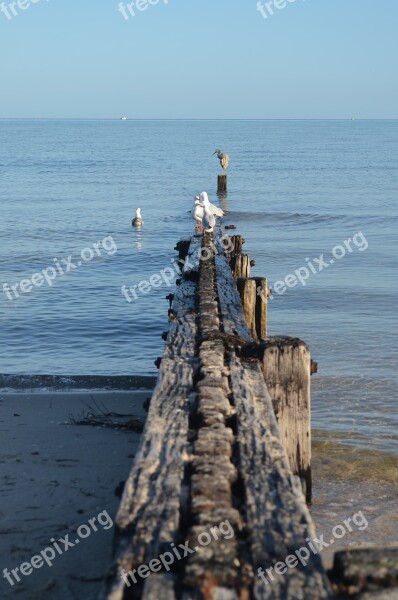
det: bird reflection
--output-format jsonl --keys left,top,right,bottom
{"left": 134, "top": 232, "right": 143, "bottom": 251}
{"left": 217, "top": 191, "right": 229, "bottom": 214}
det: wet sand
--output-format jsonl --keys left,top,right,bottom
{"left": 1, "top": 392, "right": 397, "bottom": 598}
{"left": 0, "top": 391, "right": 148, "bottom": 600}
{"left": 311, "top": 437, "right": 398, "bottom": 568}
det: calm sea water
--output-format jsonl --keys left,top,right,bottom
{"left": 1, "top": 119, "right": 397, "bottom": 461}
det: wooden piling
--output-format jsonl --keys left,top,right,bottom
{"left": 230, "top": 253, "right": 251, "bottom": 279}
{"left": 217, "top": 174, "right": 227, "bottom": 193}
{"left": 331, "top": 547, "right": 398, "bottom": 596}
{"left": 253, "top": 276, "right": 267, "bottom": 339}
{"left": 237, "top": 278, "right": 257, "bottom": 340}
{"left": 258, "top": 336, "right": 312, "bottom": 503}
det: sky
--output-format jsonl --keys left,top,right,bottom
{"left": 0, "top": 0, "right": 397, "bottom": 119}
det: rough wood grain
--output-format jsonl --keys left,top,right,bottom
{"left": 230, "top": 254, "right": 251, "bottom": 279}
{"left": 218, "top": 174, "right": 228, "bottom": 193}
{"left": 228, "top": 354, "right": 332, "bottom": 599}
{"left": 237, "top": 278, "right": 257, "bottom": 340}
{"left": 258, "top": 337, "right": 312, "bottom": 502}
{"left": 101, "top": 238, "right": 199, "bottom": 600}
{"left": 183, "top": 234, "right": 203, "bottom": 277}
{"left": 331, "top": 547, "right": 398, "bottom": 596}
{"left": 215, "top": 254, "right": 253, "bottom": 342}
{"left": 252, "top": 277, "right": 268, "bottom": 340}
{"left": 102, "top": 231, "right": 332, "bottom": 600}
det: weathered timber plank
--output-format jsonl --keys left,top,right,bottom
{"left": 228, "top": 354, "right": 332, "bottom": 600}
{"left": 214, "top": 254, "right": 253, "bottom": 342}
{"left": 331, "top": 547, "right": 398, "bottom": 595}
{"left": 102, "top": 354, "right": 194, "bottom": 600}
{"left": 102, "top": 271, "right": 198, "bottom": 600}
{"left": 176, "top": 238, "right": 191, "bottom": 262}
{"left": 183, "top": 243, "right": 241, "bottom": 592}
{"left": 259, "top": 337, "right": 312, "bottom": 502}
{"left": 183, "top": 234, "right": 203, "bottom": 277}
{"left": 142, "top": 573, "right": 177, "bottom": 600}
{"left": 237, "top": 277, "right": 257, "bottom": 340}
{"left": 230, "top": 254, "right": 251, "bottom": 280}
{"left": 252, "top": 277, "right": 267, "bottom": 340}
{"left": 182, "top": 588, "right": 239, "bottom": 600}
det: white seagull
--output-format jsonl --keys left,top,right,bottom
{"left": 196, "top": 192, "right": 224, "bottom": 217}
{"left": 192, "top": 199, "right": 204, "bottom": 231}
{"left": 132, "top": 208, "right": 144, "bottom": 227}
{"left": 196, "top": 191, "right": 224, "bottom": 233}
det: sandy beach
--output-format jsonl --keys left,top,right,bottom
{"left": 1, "top": 389, "right": 397, "bottom": 598}
{"left": 0, "top": 391, "right": 149, "bottom": 600}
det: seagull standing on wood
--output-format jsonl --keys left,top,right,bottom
{"left": 196, "top": 192, "right": 224, "bottom": 233}
{"left": 213, "top": 149, "right": 230, "bottom": 172}
{"left": 132, "top": 208, "right": 144, "bottom": 227}
{"left": 192, "top": 198, "right": 204, "bottom": 231}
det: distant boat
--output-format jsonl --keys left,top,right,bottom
{"left": 121, "top": 117, "right": 127, "bottom": 121}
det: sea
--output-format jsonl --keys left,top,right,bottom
{"left": 0, "top": 119, "right": 397, "bottom": 548}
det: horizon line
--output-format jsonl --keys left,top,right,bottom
{"left": 1, "top": 117, "right": 398, "bottom": 121}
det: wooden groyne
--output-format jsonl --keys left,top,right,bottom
{"left": 101, "top": 227, "right": 397, "bottom": 600}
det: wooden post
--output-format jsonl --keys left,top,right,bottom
{"left": 331, "top": 548, "right": 398, "bottom": 596}
{"left": 230, "top": 254, "right": 251, "bottom": 279}
{"left": 253, "top": 276, "right": 267, "bottom": 339}
{"left": 258, "top": 336, "right": 312, "bottom": 503}
{"left": 237, "top": 278, "right": 257, "bottom": 340}
{"left": 228, "top": 235, "right": 245, "bottom": 255}
{"left": 217, "top": 174, "right": 227, "bottom": 193}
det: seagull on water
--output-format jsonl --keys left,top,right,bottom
{"left": 132, "top": 208, "right": 144, "bottom": 228}
{"left": 213, "top": 149, "right": 230, "bottom": 172}
{"left": 196, "top": 192, "right": 224, "bottom": 233}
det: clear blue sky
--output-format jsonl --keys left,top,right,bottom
{"left": 1, "top": 0, "right": 397, "bottom": 118}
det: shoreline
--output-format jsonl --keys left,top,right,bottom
{"left": 1, "top": 390, "right": 397, "bottom": 598}
{"left": 0, "top": 390, "right": 147, "bottom": 600}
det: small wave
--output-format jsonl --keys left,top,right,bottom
{"left": 0, "top": 374, "right": 156, "bottom": 393}
{"left": 226, "top": 211, "right": 342, "bottom": 224}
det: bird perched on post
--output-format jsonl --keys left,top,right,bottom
{"left": 213, "top": 149, "right": 230, "bottom": 172}
{"left": 192, "top": 199, "right": 204, "bottom": 231}
{"left": 196, "top": 192, "right": 224, "bottom": 233}
{"left": 132, "top": 208, "right": 144, "bottom": 227}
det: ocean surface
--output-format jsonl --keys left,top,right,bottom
{"left": 1, "top": 119, "right": 397, "bottom": 467}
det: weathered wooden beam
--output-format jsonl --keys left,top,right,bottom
{"left": 228, "top": 235, "right": 245, "bottom": 256}
{"left": 214, "top": 253, "right": 254, "bottom": 343}
{"left": 230, "top": 253, "right": 251, "bottom": 279}
{"left": 102, "top": 230, "right": 331, "bottom": 600}
{"left": 252, "top": 277, "right": 267, "bottom": 340}
{"left": 101, "top": 238, "right": 200, "bottom": 600}
{"left": 175, "top": 238, "right": 191, "bottom": 262}
{"left": 228, "top": 354, "right": 332, "bottom": 599}
{"left": 237, "top": 277, "right": 257, "bottom": 340}
{"left": 258, "top": 336, "right": 312, "bottom": 503}
{"left": 331, "top": 547, "right": 398, "bottom": 597}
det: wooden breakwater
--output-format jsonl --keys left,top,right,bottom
{"left": 101, "top": 227, "right": 398, "bottom": 600}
